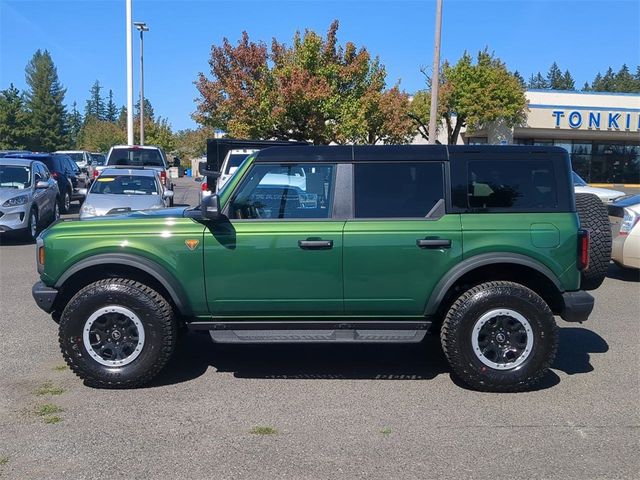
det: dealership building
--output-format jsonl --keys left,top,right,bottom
{"left": 447, "top": 90, "right": 640, "bottom": 185}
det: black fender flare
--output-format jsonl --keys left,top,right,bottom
{"left": 424, "top": 253, "right": 564, "bottom": 316}
{"left": 54, "top": 253, "right": 191, "bottom": 315}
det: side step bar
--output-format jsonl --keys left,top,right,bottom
{"left": 188, "top": 321, "right": 431, "bottom": 344}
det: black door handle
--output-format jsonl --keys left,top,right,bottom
{"left": 298, "top": 240, "right": 333, "bottom": 250}
{"left": 417, "top": 239, "right": 451, "bottom": 249}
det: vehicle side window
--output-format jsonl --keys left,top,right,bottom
{"left": 39, "top": 163, "right": 51, "bottom": 180}
{"left": 354, "top": 162, "right": 445, "bottom": 218}
{"left": 466, "top": 160, "right": 558, "bottom": 210}
{"left": 68, "top": 158, "right": 79, "bottom": 174}
{"left": 33, "top": 164, "right": 42, "bottom": 181}
{"left": 229, "top": 163, "right": 334, "bottom": 220}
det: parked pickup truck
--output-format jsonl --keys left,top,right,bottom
{"left": 32, "top": 144, "right": 610, "bottom": 392}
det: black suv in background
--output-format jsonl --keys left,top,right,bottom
{"left": 5, "top": 153, "right": 87, "bottom": 213}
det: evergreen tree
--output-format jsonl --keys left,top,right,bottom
{"left": 528, "top": 72, "right": 548, "bottom": 89}
{"left": 591, "top": 72, "right": 604, "bottom": 91}
{"left": 562, "top": 69, "right": 575, "bottom": 90}
{"left": 513, "top": 70, "right": 526, "bottom": 89}
{"left": 117, "top": 106, "right": 127, "bottom": 129}
{"left": 547, "top": 62, "right": 564, "bottom": 89}
{"left": 105, "top": 89, "right": 118, "bottom": 122}
{"left": 66, "top": 101, "right": 83, "bottom": 148}
{"left": 24, "top": 49, "right": 68, "bottom": 151}
{"left": 582, "top": 81, "right": 591, "bottom": 91}
{"left": 594, "top": 67, "right": 616, "bottom": 91}
{"left": 0, "top": 84, "right": 30, "bottom": 149}
{"left": 135, "top": 98, "right": 154, "bottom": 122}
{"left": 613, "top": 64, "right": 639, "bottom": 92}
{"left": 84, "top": 80, "right": 106, "bottom": 121}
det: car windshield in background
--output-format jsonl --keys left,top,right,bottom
{"left": 0, "top": 166, "right": 31, "bottom": 189}
{"left": 90, "top": 175, "right": 158, "bottom": 195}
{"left": 225, "top": 153, "right": 251, "bottom": 174}
{"left": 66, "top": 153, "right": 84, "bottom": 163}
{"left": 572, "top": 172, "right": 588, "bottom": 186}
{"left": 108, "top": 149, "right": 164, "bottom": 167}
{"left": 91, "top": 154, "right": 106, "bottom": 166}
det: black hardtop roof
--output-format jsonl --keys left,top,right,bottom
{"left": 253, "top": 144, "right": 568, "bottom": 163}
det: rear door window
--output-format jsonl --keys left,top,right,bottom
{"left": 354, "top": 162, "right": 445, "bottom": 218}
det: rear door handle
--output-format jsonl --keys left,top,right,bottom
{"left": 298, "top": 240, "right": 333, "bottom": 250}
{"left": 417, "top": 239, "right": 451, "bottom": 249}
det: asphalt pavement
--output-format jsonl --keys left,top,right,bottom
{"left": 0, "top": 177, "right": 638, "bottom": 480}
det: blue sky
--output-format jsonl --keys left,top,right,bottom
{"left": 1, "top": 0, "right": 639, "bottom": 131}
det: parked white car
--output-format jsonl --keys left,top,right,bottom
{"left": 609, "top": 195, "right": 640, "bottom": 269}
{"left": 80, "top": 168, "right": 173, "bottom": 220}
{"left": 572, "top": 172, "right": 624, "bottom": 204}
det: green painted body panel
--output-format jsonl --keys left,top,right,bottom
{"left": 460, "top": 213, "right": 581, "bottom": 290}
{"left": 40, "top": 214, "right": 209, "bottom": 314}
{"left": 203, "top": 220, "right": 345, "bottom": 316}
{"left": 343, "top": 215, "right": 463, "bottom": 315}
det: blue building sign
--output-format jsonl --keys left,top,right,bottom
{"left": 552, "top": 110, "right": 640, "bottom": 131}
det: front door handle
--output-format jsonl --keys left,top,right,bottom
{"left": 417, "top": 239, "right": 451, "bottom": 249}
{"left": 298, "top": 239, "right": 333, "bottom": 250}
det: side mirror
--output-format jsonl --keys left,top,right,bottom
{"left": 199, "top": 160, "right": 220, "bottom": 179}
{"left": 200, "top": 194, "right": 225, "bottom": 221}
{"left": 162, "top": 190, "right": 174, "bottom": 199}
{"left": 36, "top": 180, "right": 49, "bottom": 189}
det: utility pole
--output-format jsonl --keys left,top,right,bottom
{"left": 125, "top": 0, "right": 134, "bottom": 145}
{"left": 134, "top": 22, "right": 149, "bottom": 145}
{"left": 428, "top": 0, "right": 443, "bottom": 144}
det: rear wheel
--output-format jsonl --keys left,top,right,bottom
{"left": 59, "top": 278, "right": 177, "bottom": 388}
{"left": 576, "top": 193, "right": 611, "bottom": 290}
{"left": 441, "top": 281, "right": 558, "bottom": 392}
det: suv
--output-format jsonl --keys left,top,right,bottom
{"left": 5, "top": 153, "right": 87, "bottom": 213}
{"left": 97, "top": 146, "right": 174, "bottom": 204}
{"left": 31, "top": 145, "right": 610, "bottom": 392}
{"left": 55, "top": 150, "right": 93, "bottom": 170}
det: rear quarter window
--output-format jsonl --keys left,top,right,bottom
{"left": 462, "top": 160, "right": 558, "bottom": 211}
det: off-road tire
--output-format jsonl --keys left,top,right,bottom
{"left": 441, "top": 281, "right": 558, "bottom": 392}
{"left": 59, "top": 278, "right": 176, "bottom": 388}
{"left": 576, "top": 192, "right": 611, "bottom": 290}
{"left": 60, "top": 189, "right": 71, "bottom": 214}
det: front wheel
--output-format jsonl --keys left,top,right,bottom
{"left": 59, "top": 278, "right": 177, "bottom": 388}
{"left": 22, "top": 209, "right": 38, "bottom": 242}
{"left": 441, "top": 281, "right": 558, "bottom": 392}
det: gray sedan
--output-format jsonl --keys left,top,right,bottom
{"left": 80, "top": 168, "right": 173, "bottom": 220}
{"left": 0, "top": 158, "right": 60, "bottom": 241}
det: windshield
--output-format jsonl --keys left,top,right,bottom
{"left": 107, "top": 148, "right": 165, "bottom": 167}
{"left": 91, "top": 154, "right": 106, "bottom": 166}
{"left": 66, "top": 153, "right": 84, "bottom": 163}
{"left": 90, "top": 175, "right": 159, "bottom": 195}
{"left": 572, "top": 172, "right": 588, "bottom": 186}
{"left": 225, "top": 153, "right": 252, "bottom": 174}
{"left": 0, "top": 165, "right": 31, "bottom": 189}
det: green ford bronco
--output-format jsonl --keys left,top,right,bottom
{"left": 32, "top": 144, "right": 611, "bottom": 391}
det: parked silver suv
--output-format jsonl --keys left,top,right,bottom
{"left": 0, "top": 157, "right": 60, "bottom": 241}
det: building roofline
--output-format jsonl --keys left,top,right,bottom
{"left": 526, "top": 89, "right": 640, "bottom": 97}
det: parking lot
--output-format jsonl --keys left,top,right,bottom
{"left": 0, "top": 177, "right": 638, "bottom": 480}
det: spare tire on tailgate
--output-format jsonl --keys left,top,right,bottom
{"left": 575, "top": 192, "right": 611, "bottom": 290}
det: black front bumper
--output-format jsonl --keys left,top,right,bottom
{"left": 561, "top": 291, "right": 594, "bottom": 323}
{"left": 32, "top": 281, "right": 58, "bottom": 313}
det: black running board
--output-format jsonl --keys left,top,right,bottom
{"left": 188, "top": 321, "right": 430, "bottom": 344}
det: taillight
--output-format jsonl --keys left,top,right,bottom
{"left": 201, "top": 182, "right": 208, "bottom": 191}
{"left": 160, "top": 170, "right": 167, "bottom": 185}
{"left": 93, "top": 169, "right": 100, "bottom": 178}
{"left": 577, "top": 229, "right": 589, "bottom": 271}
{"left": 51, "top": 171, "right": 59, "bottom": 179}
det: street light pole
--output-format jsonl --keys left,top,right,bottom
{"left": 125, "top": 0, "right": 134, "bottom": 145}
{"left": 428, "top": 0, "right": 443, "bottom": 144}
{"left": 134, "top": 22, "right": 149, "bottom": 146}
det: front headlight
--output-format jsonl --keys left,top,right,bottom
{"left": 2, "top": 194, "right": 29, "bottom": 207}
{"left": 80, "top": 204, "right": 96, "bottom": 217}
{"left": 620, "top": 208, "right": 639, "bottom": 235}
